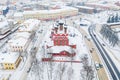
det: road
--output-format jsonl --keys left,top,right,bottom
{"left": 77, "top": 26, "right": 109, "bottom": 80}
{"left": 89, "top": 24, "right": 120, "bottom": 80}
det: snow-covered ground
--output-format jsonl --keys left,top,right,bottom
{"left": 27, "top": 21, "right": 95, "bottom": 80}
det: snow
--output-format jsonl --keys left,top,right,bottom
{"left": 0, "top": 52, "right": 19, "bottom": 63}
{"left": 0, "top": 20, "right": 9, "bottom": 29}
{"left": 76, "top": 6, "right": 94, "bottom": 10}
{"left": 21, "top": 6, "right": 78, "bottom": 14}
{"left": 8, "top": 32, "right": 30, "bottom": 46}
{"left": 47, "top": 46, "right": 73, "bottom": 54}
{"left": 27, "top": 20, "right": 93, "bottom": 80}
{"left": 0, "top": 6, "right": 7, "bottom": 10}
{"left": 19, "top": 19, "right": 40, "bottom": 32}
{"left": 1, "top": 1, "right": 120, "bottom": 80}
{"left": 0, "top": 16, "right": 8, "bottom": 29}
{"left": 14, "top": 12, "right": 23, "bottom": 17}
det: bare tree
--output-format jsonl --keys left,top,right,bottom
{"left": 100, "top": 24, "right": 119, "bottom": 46}
{"left": 80, "top": 55, "right": 94, "bottom": 80}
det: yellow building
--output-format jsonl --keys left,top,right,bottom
{"left": 0, "top": 52, "right": 21, "bottom": 70}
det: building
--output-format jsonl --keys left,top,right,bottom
{"left": 47, "top": 46, "right": 76, "bottom": 57}
{"left": 0, "top": 52, "right": 21, "bottom": 70}
{"left": 13, "top": 12, "right": 24, "bottom": 23}
{"left": 8, "top": 19, "right": 40, "bottom": 52}
{"left": 8, "top": 32, "right": 31, "bottom": 52}
{"left": 0, "top": 6, "right": 9, "bottom": 16}
{"left": 51, "top": 21, "right": 76, "bottom": 48}
{"left": 115, "top": 1, "right": 120, "bottom": 7}
{"left": 75, "top": 6, "right": 99, "bottom": 14}
{"left": 18, "top": 19, "right": 40, "bottom": 32}
{"left": 85, "top": 3, "right": 120, "bottom": 10}
{"left": 0, "top": 15, "right": 13, "bottom": 40}
{"left": 14, "top": 6, "right": 78, "bottom": 21}
{"left": 42, "top": 21, "right": 76, "bottom": 61}
{"left": 52, "top": 22, "right": 69, "bottom": 46}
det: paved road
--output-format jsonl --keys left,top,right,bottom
{"left": 78, "top": 26, "right": 109, "bottom": 80}
{"left": 89, "top": 25, "right": 120, "bottom": 80}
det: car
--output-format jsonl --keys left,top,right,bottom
{"left": 99, "top": 63, "right": 103, "bottom": 68}
{"left": 90, "top": 50, "right": 93, "bottom": 53}
{"left": 94, "top": 34, "right": 96, "bottom": 37}
{"left": 102, "top": 43, "right": 105, "bottom": 46}
{"left": 27, "top": 68, "right": 31, "bottom": 73}
{"left": 80, "top": 24, "right": 87, "bottom": 26}
{"left": 95, "top": 62, "right": 100, "bottom": 70}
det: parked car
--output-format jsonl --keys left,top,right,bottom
{"left": 95, "top": 62, "right": 100, "bottom": 70}
{"left": 102, "top": 43, "right": 105, "bottom": 46}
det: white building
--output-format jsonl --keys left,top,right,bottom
{"left": 0, "top": 15, "right": 10, "bottom": 34}
{"left": 8, "top": 32, "right": 31, "bottom": 52}
{"left": 8, "top": 19, "right": 40, "bottom": 52}
{"left": 18, "top": 19, "right": 40, "bottom": 32}
{"left": 0, "top": 15, "right": 14, "bottom": 39}
{"left": 14, "top": 6, "right": 78, "bottom": 21}
{"left": 13, "top": 12, "right": 23, "bottom": 23}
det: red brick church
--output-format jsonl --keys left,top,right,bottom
{"left": 42, "top": 21, "right": 76, "bottom": 61}
{"left": 51, "top": 22, "right": 69, "bottom": 46}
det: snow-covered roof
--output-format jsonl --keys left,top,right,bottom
{"left": 76, "top": 6, "right": 94, "bottom": 10}
{"left": 0, "top": 20, "right": 9, "bottom": 29}
{"left": 0, "top": 52, "right": 19, "bottom": 63}
{"left": 14, "top": 12, "right": 23, "bottom": 17}
{"left": 19, "top": 19, "right": 40, "bottom": 32}
{"left": 23, "top": 6, "right": 78, "bottom": 15}
{"left": 86, "top": 2, "right": 120, "bottom": 9}
{"left": 0, "top": 6, "right": 7, "bottom": 10}
{"left": 47, "top": 46, "right": 74, "bottom": 54}
{"left": 59, "top": 20, "right": 64, "bottom": 24}
{"left": 8, "top": 32, "right": 30, "bottom": 46}
{"left": 14, "top": 32, "right": 30, "bottom": 39}
{"left": 86, "top": 3, "right": 109, "bottom": 6}
{"left": 107, "top": 4, "right": 120, "bottom": 10}
{"left": 0, "top": 15, "right": 10, "bottom": 32}
{"left": 9, "top": 37, "right": 28, "bottom": 46}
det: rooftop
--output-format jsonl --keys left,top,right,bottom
{"left": 0, "top": 52, "right": 19, "bottom": 63}
{"left": 76, "top": 6, "right": 94, "bottom": 9}
{"left": 8, "top": 32, "right": 30, "bottom": 46}
{"left": 47, "top": 46, "right": 74, "bottom": 54}
{"left": 21, "top": 6, "right": 78, "bottom": 14}
{"left": 19, "top": 19, "right": 40, "bottom": 32}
